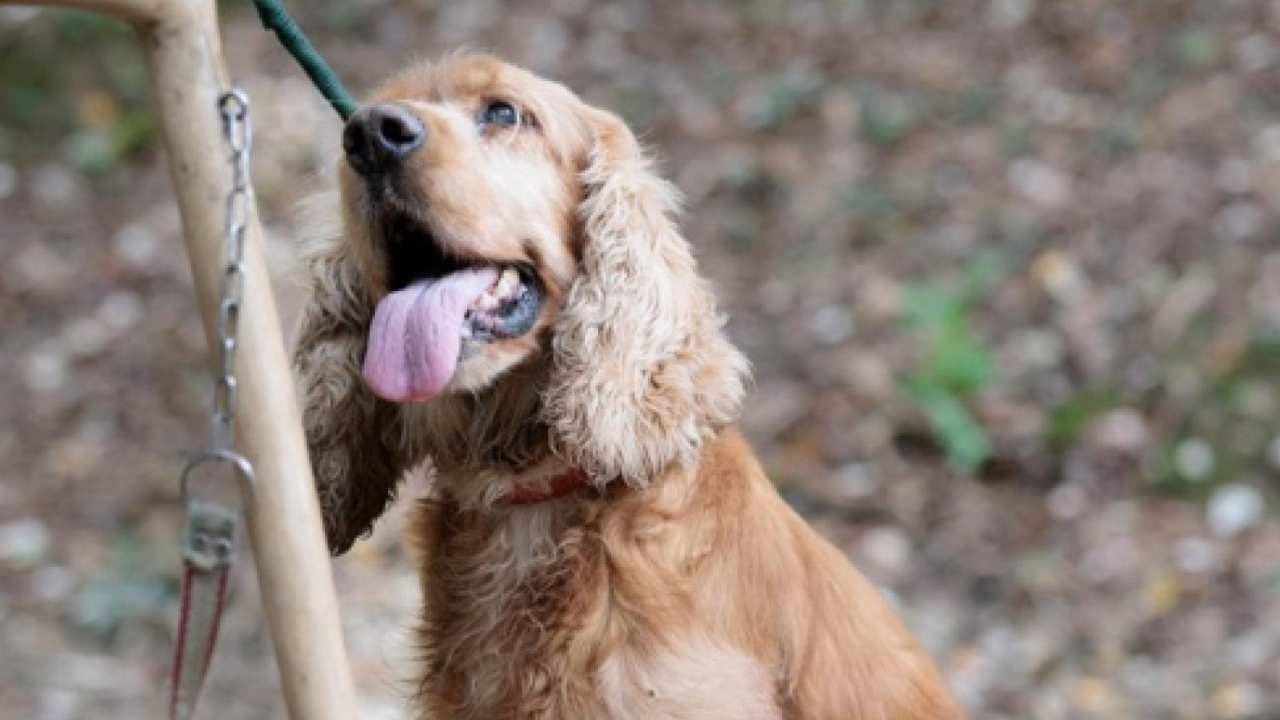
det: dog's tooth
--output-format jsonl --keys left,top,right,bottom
{"left": 495, "top": 267, "right": 519, "bottom": 299}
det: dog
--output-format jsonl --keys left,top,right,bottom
{"left": 293, "top": 51, "right": 963, "bottom": 720}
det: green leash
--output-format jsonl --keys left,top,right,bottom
{"left": 250, "top": 0, "right": 358, "bottom": 120}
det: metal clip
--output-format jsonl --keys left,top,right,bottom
{"left": 179, "top": 449, "right": 254, "bottom": 571}
{"left": 183, "top": 500, "right": 237, "bottom": 572}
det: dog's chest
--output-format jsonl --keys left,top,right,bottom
{"left": 595, "top": 639, "right": 781, "bottom": 720}
{"left": 417, "top": 502, "right": 782, "bottom": 720}
{"left": 420, "top": 503, "right": 605, "bottom": 718}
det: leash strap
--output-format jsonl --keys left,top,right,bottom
{"left": 169, "top": 500, "right": 236, "bottom": 720}
{"left": 251, "top": 0, "right": 357, "bottom": 120}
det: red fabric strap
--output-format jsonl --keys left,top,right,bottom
{"left": 503, "top": 466, "right": 591, "bottom": 505}
{"left": 169, "top": 561, "right": 230, "bottom": 720}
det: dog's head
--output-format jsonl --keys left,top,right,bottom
{"left": 296, "top": 52, "right": 749, "bottom": 552}
{"left": 339, "top": 55, "right": 587, "bottom": 399}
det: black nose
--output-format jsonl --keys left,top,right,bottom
{"left": 342, "top": 104, "right": 426, "bottom": 175}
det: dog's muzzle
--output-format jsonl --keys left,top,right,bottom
{"left": 343, "top": 103, "right": 425, "bottom": 177}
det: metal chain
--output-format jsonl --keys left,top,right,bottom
{"left": 177, "top": 88, "right": 257, "bottom": 563}
{"left": 175, "top": 87, "right": 257, "bottom": 563}
{"left": 169, "top": 89, "right": 258, "bottom": 720}
{"left": 211, "top": 89, "right": 253, "bottom": 452}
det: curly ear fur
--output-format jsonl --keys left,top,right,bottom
{"left": 292, "top": 196, "right": 415, "bottom": 554}
{"left": 542, "top": 110, "right": 750, "bottom": 485}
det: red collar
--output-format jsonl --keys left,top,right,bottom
{"left": 502, "top": 466, "right": 591, "bottom": 506}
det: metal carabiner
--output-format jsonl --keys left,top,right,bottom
{"left": 179, "top": 449, "right": 254, "bottom": 571}
{"left": 180, "top": 448, "right": 255, "bottom": 507}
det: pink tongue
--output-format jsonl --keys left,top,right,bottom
{"left": 362, "top": 266, "right": 499, "bottom": 402}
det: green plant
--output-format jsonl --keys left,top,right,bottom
{"left": 899, "top": 253, "right": 1002, "bottom": 472}
{"left": 1046, "top": 388, "right": 1120, "bottom": 452}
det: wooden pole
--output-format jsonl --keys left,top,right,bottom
{"left": 0, "top": 1, "right": 361, "bottom": 718}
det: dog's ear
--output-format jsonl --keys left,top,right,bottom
{"left": 292, "top": 201, "right": 412, "bottom": 555}
{"left": 541, "top": 108, "right": 750, "bottom": 485}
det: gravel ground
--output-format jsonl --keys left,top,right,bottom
{"left": 3, "top": 1, "right": 1280, "bottom": 718}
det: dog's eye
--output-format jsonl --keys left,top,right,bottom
{"left": 481, "top": 101, "right": 520, "bottom": 128}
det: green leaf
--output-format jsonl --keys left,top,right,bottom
{"left": 927, "top": 334, "right": 993, "bottom": 394}
{"left": 905, "top": 379, "right": 992, "bottom": 472}
{"left": 904, "top": 285, "right": 965, "bottom": 332}
{"left": 1046, "top": 388, "right": 1119, "bottom": 451}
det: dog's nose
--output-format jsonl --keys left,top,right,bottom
{"left": 343, "top": 104, "right": 426, "bottom": 175}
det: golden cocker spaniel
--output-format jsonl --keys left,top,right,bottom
{"left": 294, "top": 51, "right": 963, "bottom": 720}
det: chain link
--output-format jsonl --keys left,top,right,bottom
{"left": 211, "top": 89, "right": 253, "bottom": 451}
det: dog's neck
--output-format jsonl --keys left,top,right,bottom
{"left": 502, "top": 465, "right": 591, "bottom": 505}
{"left": 426, "top": 456, "right": 610, "bottom": 588}
{"left": 416, "top": 446, "right": 713, "bottom": 717}
{"left": 400, "top": 355, "right": 609, "bottom": 510}
{"left": 430, "top": 452, "right": 596, "bottom": 512}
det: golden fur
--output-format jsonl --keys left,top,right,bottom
{"left": 294, "top": 52, "right": 963, "bottom": 719}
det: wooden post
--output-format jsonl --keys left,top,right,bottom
{"left": 0, "top": 1, "right": 361, "bottom": 718}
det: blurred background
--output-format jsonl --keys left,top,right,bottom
{"left": 2, "top": 0, "right": 1280, "bottom": 717}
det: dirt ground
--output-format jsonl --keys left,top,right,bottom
{"left": 3, "top": 1, "right": 1280, "bottom": 718}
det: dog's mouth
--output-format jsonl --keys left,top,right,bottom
{"left": 384, "top": 213, "right": 545, "bottom": 341}
{"left": 361, "top": 211, "right": 546, "bottom": 403}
